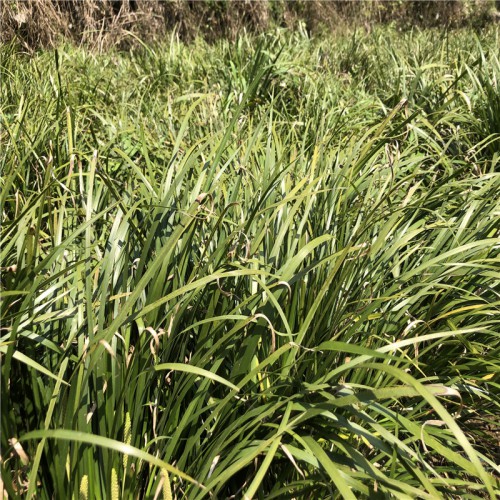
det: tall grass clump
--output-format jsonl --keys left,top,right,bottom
{"left": 1, "top": 25, "right": 499, "bottom": 498}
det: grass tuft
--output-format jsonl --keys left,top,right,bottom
{"left": 1, "top": 25, "right": 499, "bottom": 499}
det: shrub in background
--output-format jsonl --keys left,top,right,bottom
{"left": 1, "top": 0, "right": 498, "bottom": 50}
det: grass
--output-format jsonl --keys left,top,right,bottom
{"left": 1, "top": 25, "right": 499, "bottom": 499}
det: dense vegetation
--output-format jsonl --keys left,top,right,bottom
{"left": 2, "top": 0, "right": 499, "bottom": 50}
{"left": 1, "top": 25, "right": 499, "bottom": 499}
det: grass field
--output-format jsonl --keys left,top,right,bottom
{"left": 1, "top": 25, "right": 500, "bottom": 499}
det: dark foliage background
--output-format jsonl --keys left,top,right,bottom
{"left": 1, "top": 0, "right": 499, "bottom": 50}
